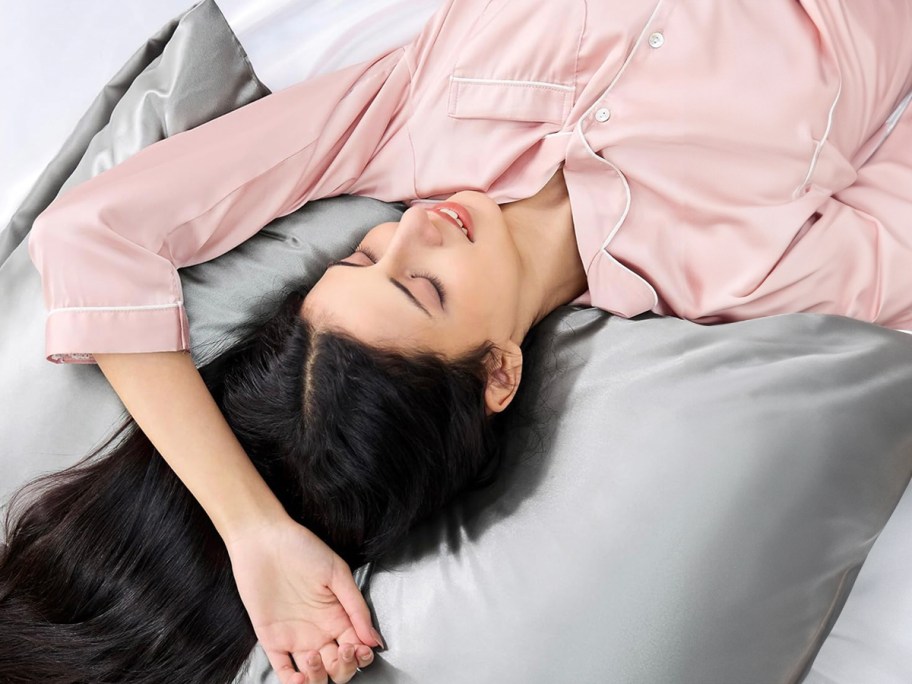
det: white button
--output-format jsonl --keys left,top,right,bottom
{"left": 594, "top": 108, "right": 611, "bottom": 122}
{"left": 648, "top": 31, "right": 665, "bottom": 48}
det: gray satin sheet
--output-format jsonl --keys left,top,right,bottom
{"left": 2, "top": 2, "right": 912, "bottom": 683}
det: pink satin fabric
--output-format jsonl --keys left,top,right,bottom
{"left": 28, "top": 0, "right": 912, "bottom": 363}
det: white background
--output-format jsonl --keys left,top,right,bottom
{"left": 0, "top": 0, "right": 196, "bottom": 231}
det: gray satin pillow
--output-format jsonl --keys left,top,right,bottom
{"left": 3, "top": 2, "right": 912, "bottom": 683}
{"left": 335, "top": 310, "right": 912, "bottom": 684}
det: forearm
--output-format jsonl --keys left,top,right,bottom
{"left": 94, "top": 350, "right": 287, "bottom": 543}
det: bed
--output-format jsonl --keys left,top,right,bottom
{"left": 2, "top": 2, "right": 912, "bottom": 682}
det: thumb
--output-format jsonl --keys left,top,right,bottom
{"left": 329, "top": 562, "right": 384, "bottom": 649}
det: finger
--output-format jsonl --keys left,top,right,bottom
{"left": 264, "top": 650, "right": 307, "bottom": 684}
{"left": 356, "top": 643, "right": 376, "bottom": 668}
{"left": 321, "top": 641, "right": 362, "bottom": 684}
{"left": 293, "top": 650, "right": 327, "bottom": 684}
{"left": 336, "top": 627, "right": 376, "bottom": 669}
{"left": 329, "top": 564, "right": 384, "bottom": 648}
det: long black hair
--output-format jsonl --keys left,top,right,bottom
{"left": 0, "top": 282, "right": 526, "bottom": 684}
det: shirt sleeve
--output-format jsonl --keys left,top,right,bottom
{"left": 27, "top": 46, "right": 409, "bottom": 364}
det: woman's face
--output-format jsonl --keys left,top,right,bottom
{"left": 301, "top": 190, "right": 526, "bottom": 359}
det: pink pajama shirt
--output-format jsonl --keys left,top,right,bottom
{"left": 28, "top": 0, "right": 912, "bottom": 364}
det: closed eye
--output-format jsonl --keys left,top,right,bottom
{"left": 351, "top": 245, "right": 446, "bottom": 308}
{"left": 324, "top": 245, "right": 444, "bottom": 316}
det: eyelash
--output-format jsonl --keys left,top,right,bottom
{"left": 356, "top": 244, "right": 447, "bottom": 306}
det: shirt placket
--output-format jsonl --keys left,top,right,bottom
{"left": 563, "top": 0, "right": 671, "bottom": 317}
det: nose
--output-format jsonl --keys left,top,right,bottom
{"left": 391, "top": 205, "right": 444, "bottom": 250}
{"left": 374, "top": 206, "right": 444, "bottom": 276}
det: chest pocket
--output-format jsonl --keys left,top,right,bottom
{"left": 446, "top": 0, "right": 585, "bottom": 126}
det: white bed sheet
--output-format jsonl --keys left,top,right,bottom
{"left": 803, "top": 479, "right": 912, "bottom": 684}
{"left": 216, "top": 0, "right": 443, "bottom": 92}
{"left": 2, "top": 1, "right": 911, "bottom": 681}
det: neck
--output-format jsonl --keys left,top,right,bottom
{"left": 501, "top": 165, "right": 587, "bottom": 342}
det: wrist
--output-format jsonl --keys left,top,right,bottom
{"left": 206, "top": 454, "right": 291, "bottom": 547}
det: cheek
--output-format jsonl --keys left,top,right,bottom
{"left": 482, "top": 245, "right": 522, "bottom": 292}
{"left": 463, "top": 260, "right": 520, "bottom": 311}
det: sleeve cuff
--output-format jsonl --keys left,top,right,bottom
{"left": 44, "top": 304, "right": 191, "bottom": 364}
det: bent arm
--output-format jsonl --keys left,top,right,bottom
{"left": 93, "top": 349, "right": 386, "bottom": 666}
{"left": 94, "top": 350, "right": 285, "bottom": 542}
{"left": 27, "top": 46, "right": 409, "bottom": 365}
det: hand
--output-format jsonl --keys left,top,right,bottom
{"left": 224, "top": 515, "right": 384, "bottom": 683}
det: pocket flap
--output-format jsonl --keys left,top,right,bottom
{"left": 447, "top": 76, "right": 573, "bottom": 125}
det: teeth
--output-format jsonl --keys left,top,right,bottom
{"left": 439, "top": 207, "right": 465, "bottom": 229}
{"left": 433, "top": 206, "right": 470, "bottom": 238}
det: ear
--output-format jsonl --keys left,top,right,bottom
{"left": 483, "top": 341, "right": 523, "bottom": 417}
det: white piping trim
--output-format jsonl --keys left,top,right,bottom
{"left": 600, "top": 249, "right": 660, "bottom": 310}
{"left": 594, "top": 155, "right": 632, "bottom": 252}
{"left": 563, "top": 0, "right": 663, "bottom": 308}
{"left": 845, "top": 91, "right": 912, "bottom": 170}
{"left": 885, "top": 90, "right": 912, "bottom": 133}
{"left": 572, "top": 0, "right": 661, "bottom": 271}
{"left": 47, "top": 302, "right": 183, "bottom": 315}
{"left": 448, "top": 75, "right": 574, "bottom": 92}
{"left": 793, "top": 75, "right": 843, "bottom": 198}
{"left": 569, "top": 125, "right": 633, "bottom": 268}
{"left": 572, "top": 124, "right": 659, "bottom": 312}
{"left": 852, "top": 90, "right": 912, "bottom": 166}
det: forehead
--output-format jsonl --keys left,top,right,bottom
{"left": 301, "top": 271, "right": 436, "bottom": 351}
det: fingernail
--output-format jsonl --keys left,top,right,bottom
{"left": 371, "top": 627, "right": 386, "bottom": 650}
{"left": 341, "top": 645, "right": 354, "bottom": 661}
{"left": 307, "top": 654, "right": 321, "bottom": 668}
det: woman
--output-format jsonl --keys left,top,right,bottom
{"left": 5, "top": 0, "right": 912, "bottom": 682}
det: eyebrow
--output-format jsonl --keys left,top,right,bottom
{"left": 325, "top": 260, "right": 433, "bottom": 317}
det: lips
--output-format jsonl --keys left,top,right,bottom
{"left": 430, "top": 201, "right": 474, "bottom": 242}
